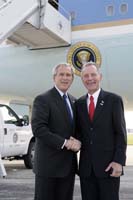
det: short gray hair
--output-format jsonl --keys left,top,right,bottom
{"left": 52, "top": 63, "right": 74, "bottom": 77}
{"left": 81, "top": 61, "right": 100, "bottom": 75}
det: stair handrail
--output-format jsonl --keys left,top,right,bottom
{"left": 0, "top": 0, "right": 13, "bottom": 11}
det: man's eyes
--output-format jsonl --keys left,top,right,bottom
{"left": 59, "top": 73, "right": 71, "bottom": 77}
{"left": 84, "top": 74, "right": 97, "bottom": 78}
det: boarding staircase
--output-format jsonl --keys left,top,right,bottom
{"left": 0, "top": 0, "right": 71, "bottom": 49}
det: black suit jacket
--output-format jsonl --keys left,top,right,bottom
{"left": 31, "top": 87, "right": 77, "bottom": 177}
{"left": 76, "top": 89, "right": 127, "bottom": 178}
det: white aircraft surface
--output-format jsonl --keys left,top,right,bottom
{"left": 0, "top": 0, "right": 133, "bottom": 115}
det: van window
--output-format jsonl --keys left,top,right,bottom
{"left": 0, "top": 106, "right": 17, "bottom": 124}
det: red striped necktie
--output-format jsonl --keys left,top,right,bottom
{"left": 89, "top": 95, "right": 95, "bottom": 121}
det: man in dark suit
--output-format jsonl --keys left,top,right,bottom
{"left": 31, "top": 63, "right": 81, "bottom": 200}
{"left": 76, "top": 62, "right": 127, "bottom": 200}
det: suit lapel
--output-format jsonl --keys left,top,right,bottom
{"left": 80, "top": 95, "right": 92, "bottom": 124}
{"left": 52, "top": 88, "right": 68, "bottom": 119}
{"left": 68, "top": 95, "right": 75, "bottom": 117}
{"left": 79, "top": 91, "right": 106, "bottom": 125}
{"left": 51, "top": 87, "right": 74, "bottom": 127}
{"left": 79, "top": 95, "right": 93, "bottom": 140}
{"left": 93, "top": 90, "right": 105, "bottom": 123}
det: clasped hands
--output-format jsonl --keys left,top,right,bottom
{"left": 65, "top": 136, "right": 81, "bottom": 152}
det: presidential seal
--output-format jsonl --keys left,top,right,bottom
{"left": 67, "top": 41, "right": 102, "bottom": 76}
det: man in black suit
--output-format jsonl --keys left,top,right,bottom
{"left": 76, "top": 62, "right": 127, "bottom": 200}
{"left": 31, "top": 63, "right": 81, "bottom": 200}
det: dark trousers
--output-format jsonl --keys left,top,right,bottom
{"left": 34, "top": 174, "right": 75, "bottom": 200}
{"left": 80, "top": 174, "right": 120, "bottom": 200}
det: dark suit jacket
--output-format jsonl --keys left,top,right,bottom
{"left": 31, "top": 87, "right": 77, "bottom": 177}
{"left": 76, "top": 89, "right": 127, "bottom": 178}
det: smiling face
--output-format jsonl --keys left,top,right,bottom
{"left": 81, "top": 64, "right": 102, "bottom": 94}
{"left": 53, "top": 65, "right": 74, "bottom": 93}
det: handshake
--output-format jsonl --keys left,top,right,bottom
{"left": 65, "top": 136, "right": 81, "bottom": 152}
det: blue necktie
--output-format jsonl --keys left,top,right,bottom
{"left": 63, "top": 94, "right": 73, "bottom": 123}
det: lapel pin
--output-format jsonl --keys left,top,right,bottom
{"left": 100, "top": 100, "right": 104, "bottom": 106}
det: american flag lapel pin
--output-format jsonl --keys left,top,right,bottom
{"left": 100, "top": 100, "right": 104, "bottom": 106}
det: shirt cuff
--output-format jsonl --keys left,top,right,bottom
{"left": 61, "top": 139, "right": 67, "bottom": 149}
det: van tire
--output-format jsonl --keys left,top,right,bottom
{"left": 23, "top": 141, "right": 35, "bottom": 169}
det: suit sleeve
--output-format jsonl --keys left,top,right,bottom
{"left": 31, "top": 95, "right": 65, "bottom": 150}
{"left": 112, "top": 96, "right": 127, "bottom": 166}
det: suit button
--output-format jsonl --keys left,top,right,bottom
{"left": 90, "top": 141, "right": 93, "bottom": 144}
{"left": 90, "top": 127, "right": 93, "bottom": 131}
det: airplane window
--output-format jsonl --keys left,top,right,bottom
{"left": 120, "top": 3, "right": 128, "bottom": 14}
{"left": 106, "top": 5, "right": 115, "bottom": 16}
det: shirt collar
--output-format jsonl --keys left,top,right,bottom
{"left": 54, "top": 85, "right": 68, "bottom": 97}
{"left": 88, "top": 88, "right": 101, "bottom": 100}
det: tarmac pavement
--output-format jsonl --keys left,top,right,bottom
{"left": 0, "top": 145, "right": 133, "bottom": 200}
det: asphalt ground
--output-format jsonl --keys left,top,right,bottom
{"left": 0, "top": 145, "right": 133, "bottom": 200}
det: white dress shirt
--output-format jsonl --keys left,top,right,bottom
{"left": 87, "top": 88, "right": 101, "bottom": 111}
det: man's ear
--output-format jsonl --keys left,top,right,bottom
{"left": 100, "top": 73, "right": 102, "bottom": 81}
{"left": 53, "top": 75, "right": 55, "bottom": 81}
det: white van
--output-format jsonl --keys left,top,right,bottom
{"left": 0, "top": 104, "right": 35, "bottom": 169}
